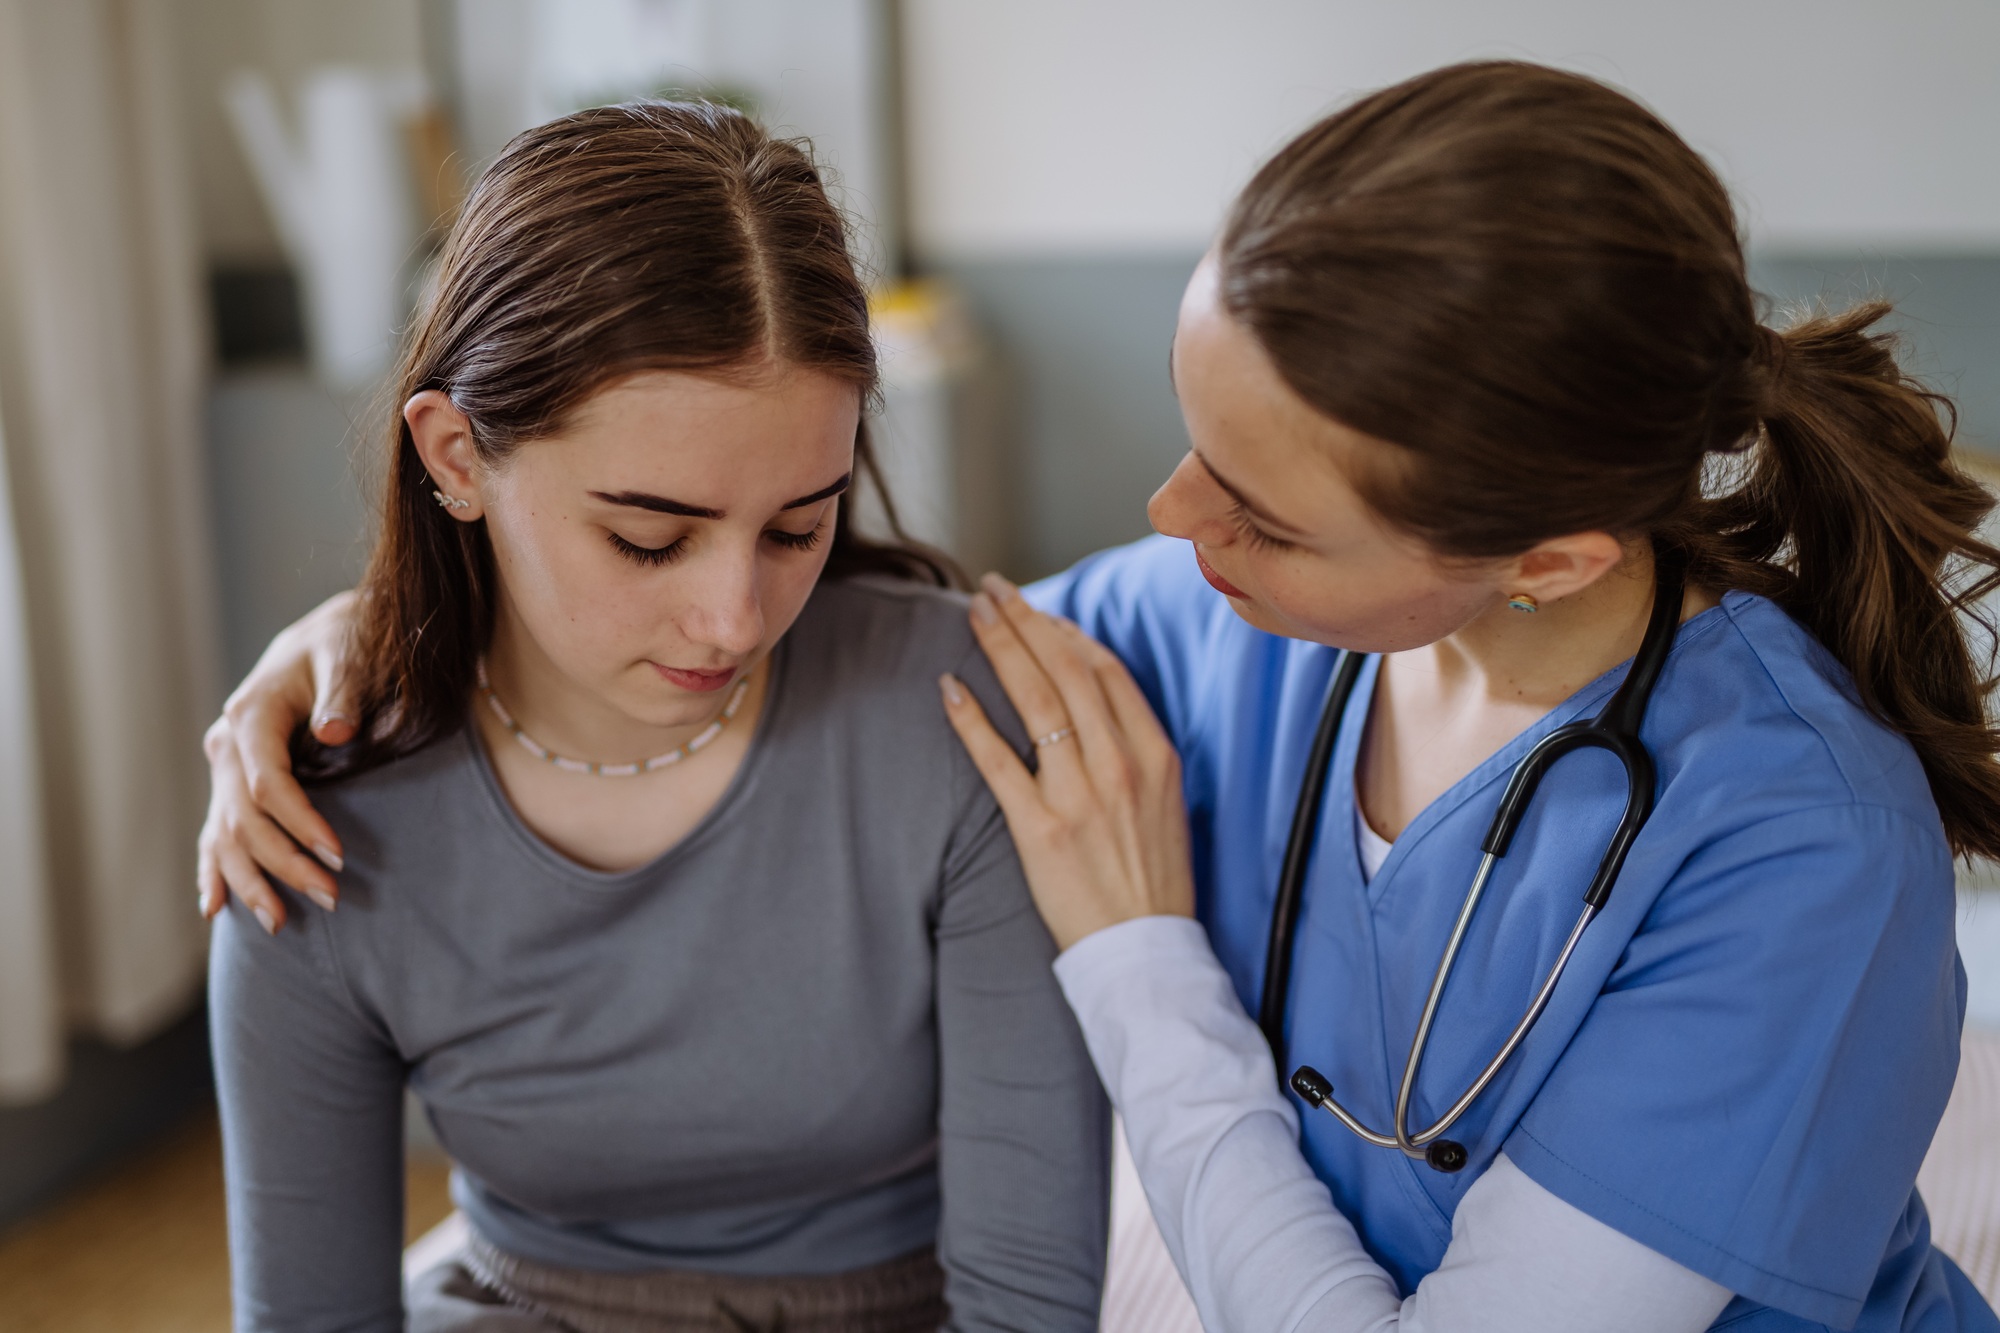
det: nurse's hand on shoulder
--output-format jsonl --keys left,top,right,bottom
{"left": 941, "top": 573, "right": 1196, "bottom": 951}
{"left": 197, "top": 590, "right": 361, "bottom": 933}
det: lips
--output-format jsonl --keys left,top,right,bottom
{"left": 1194, "top": 547, "right": 1250, "bottom": 600}
{"left": 652, "top": 663, "right": 737, "bottom": 693}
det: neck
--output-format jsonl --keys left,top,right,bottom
{"left": 1421, "top": 545, "right": 1667, "bottom": 710}
{"left": 482, "top": 602, "right": 753, "bottom": 766}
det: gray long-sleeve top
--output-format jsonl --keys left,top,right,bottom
{"left": 209, "top": 576, "right": 1110, "bottom": 1332}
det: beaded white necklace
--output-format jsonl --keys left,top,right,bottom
{"left": 475, "top": 659, "right": 752, "bottom": 777}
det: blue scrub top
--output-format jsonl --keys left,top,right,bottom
{"left": 1032, "top": 535, "right": 1998, "bottom": 1333}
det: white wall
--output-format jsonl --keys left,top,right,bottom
{"left": 904, "top": 0, "right": 2000, "bottom": 257}
{"left": 452, "top": 0, "right": 900, "bottom": 277}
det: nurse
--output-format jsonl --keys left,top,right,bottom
{"left": 202, "top": 62, "right": 1996, "bottom": 1332}
{"left": 938, "top": 63, "right": 2000, "bottom": 1331}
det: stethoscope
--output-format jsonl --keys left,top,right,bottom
{"left": 1260, "top": 546, "right": 1687, "bottom": 1174}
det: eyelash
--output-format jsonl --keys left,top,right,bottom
{"left": 767, "top": 525, "right": 824, "bottom": 553}
{"left": 1231, "top": 502, "right": 1292, "bottom": 552}
{"left": 609, "top": 533, "right": 688, "bottom": 567}
{"left": 607, "top": 523, "right": 824, "bottom": 567}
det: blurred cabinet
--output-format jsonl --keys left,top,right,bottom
{"left": 865, "top": 282, "right": 1011, "bottom": 578}
{"left": 205, "top": 370, "right": 371, "bottom": 681}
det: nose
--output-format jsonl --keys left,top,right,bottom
{"left": 680, "top": 545, "right": 766, "bottom": 658}
{"left": 1148, "top": 451, "right": 1236, "bottom": 546}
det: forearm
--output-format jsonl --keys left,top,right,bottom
{"left": 1055, "top": 917, "right": 1734, "bottom": 1333}
{"left": 210, "top": 900, "right": 408, "bottom": 1330}
{"left": 1057, "top": 917, "right": 1403, "bottom": 1330}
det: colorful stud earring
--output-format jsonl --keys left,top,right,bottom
{"left": 1506, "top": 593, "right": 1539, "bottom": 613}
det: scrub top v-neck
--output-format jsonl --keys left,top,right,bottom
{"left": 1033, "top": 534, "right": 1991, "bottom": 1332}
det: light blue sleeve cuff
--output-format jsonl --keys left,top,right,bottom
{"left": 1052, "top": 914, "right": 1218, "bottom": 1013}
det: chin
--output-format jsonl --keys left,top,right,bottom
{"left": 1227, "top": 594, "right": 1442, "bottom": 655}
{"left": 1215, "top": 593, "right": 1326, "bottom": 645}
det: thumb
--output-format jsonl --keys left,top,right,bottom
{"left": 308, "top": 641, "right": 359, "bottom": 745}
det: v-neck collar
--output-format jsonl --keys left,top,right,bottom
{"left": 1335, "top": 603, "right": 1729, "bottom": 904}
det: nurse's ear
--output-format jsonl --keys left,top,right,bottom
{"left": 1499, "top": 531, "right": 1629, "bottom": 608}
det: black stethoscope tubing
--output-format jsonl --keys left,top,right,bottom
{"left": 1259, "top": 547, "right": 1688, "bottom": 1173}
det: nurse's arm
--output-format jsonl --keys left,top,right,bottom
{"left": 1056, "top": 920, "right": 1735, "bottom": 1331}
{"left": 943, "top": 577, "right": 1733, "bottom": 1331}
{"left": 198, "top": 590, "right": 361, "bottom": 931}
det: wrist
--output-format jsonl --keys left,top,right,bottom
{"left": 1052, "top": 904, "right": 1194, "bottom": 956}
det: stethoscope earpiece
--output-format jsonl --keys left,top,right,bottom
{"left": 1290, "top": 1065, "right": 1334, "bottom": 1108}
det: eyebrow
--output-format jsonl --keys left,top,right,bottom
{"left": 1194, "top": 451, "right": 1309, "bottom": 536}
{"left": 588, "top": 472, "right": 852, "bottom": 519}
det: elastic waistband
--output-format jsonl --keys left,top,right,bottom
{"left": 458, "top": 1226, "right": 949, "bottom": 1333}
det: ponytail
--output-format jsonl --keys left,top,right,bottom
{"left": 1671, "top": 304, "right": 2000, "bottom": 858}
{"left": 1219, "top": 62, "right": 2000, "bottom": 855}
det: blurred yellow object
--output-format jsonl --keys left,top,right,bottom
{"left": 870, "top": 279, "right": 959, "bottom": 347}
{"left": 869, "top": 279, "right": 981, "bottom": 378}
{"left": 858, "top": 280, "right": 1008, "bottom": 575}
{"left": 871, "top": 279, "right": 942, "bottom": 319}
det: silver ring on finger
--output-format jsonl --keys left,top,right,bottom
{"left": 1034, "top": 726, "right": 1075, "bottom": 749}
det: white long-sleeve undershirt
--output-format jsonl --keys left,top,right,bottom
{"left": 1054, "top": 915, "right": 1735, "bottom": 1333}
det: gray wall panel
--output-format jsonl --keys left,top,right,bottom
{"left": 937, "top": 255, "right": 1197, "bottom": 579}
{"left": 1750, "top": 253, "right": 2000, "bottom": 452}
{"left": 941, "top": 252, "right": 2000, "bottom": 580}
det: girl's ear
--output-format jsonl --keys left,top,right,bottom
{"left": 405, "top": 390, "right": 486, "bottom": 521}
{"left": 1502, "top": 531, "right": 1629, "bottom": 606}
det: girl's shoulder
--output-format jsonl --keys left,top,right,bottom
{"left": 786, "top": 574, "right": 1031, "bottom": 752}
{"left": 791, "top": 574, "right": 986, "bottom": 689}
{"left": 302, "top": 724, "right": 481, "bottom": 820}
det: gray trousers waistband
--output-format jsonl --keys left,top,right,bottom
{"left": 433, "top": 1227, "right": 948, "bottom": 1333}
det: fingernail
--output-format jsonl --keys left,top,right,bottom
{"left": 253, "top": 906, "right": 277, "bottom": 935}
{"left": 313, "top": 843, "right": 344, "bottom": 872}
{"left": 306, "top": 888, "right": 337, "bottom": 913}
{"left": 939, "top": 673, "right": 965, "bottom": 706}
{"left": 315, "top": 711, "right": 351, "bottom": 727}
{"left": 969, "top": 592, "right": 999, "bottom": 625}
{"left": 980, "top": 571, "right": 1016, "bottom": 600}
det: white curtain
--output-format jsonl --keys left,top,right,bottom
{"left": 0, "top": 0, "right": 219, "bottom": 1102}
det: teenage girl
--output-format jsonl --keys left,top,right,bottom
{"left": 204, "top": 102, "right": 1106, "bottom": 1333}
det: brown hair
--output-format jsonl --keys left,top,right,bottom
{"left": 1221, "top": 61, "right": 2000, "bottom": 857}
{"left": 300, "top": 101, "right": 951, "bottom": 782}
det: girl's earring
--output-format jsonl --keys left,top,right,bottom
{"left": 431, "top": 487, "right": 471, "bottom": 512}
{"left": 1506, "top": 593, "right": 1539, "bottom": 613}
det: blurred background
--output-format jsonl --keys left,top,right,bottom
{"left": 0, "top": 1, "right": 1996, "bottom": 1325}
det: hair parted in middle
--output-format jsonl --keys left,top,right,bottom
{"left": 302, "top": 99, "right": 952, "bottom": 783}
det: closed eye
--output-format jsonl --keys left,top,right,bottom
{"left": 1231, "top": 501, "right": 1292, "bottom": 552}
{"left": 608, "top": 532, "right": 688, "bottom": 567}
{"left": 766, "top": 506, "right": 832, "bottom": 553}
{"left": 766, "top": 526, "right": 823, "bottom": 552}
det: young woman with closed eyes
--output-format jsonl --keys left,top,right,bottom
{"left": 201, "top": 101, "right": 1106, "bottom": 1333}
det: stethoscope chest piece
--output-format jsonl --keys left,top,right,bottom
{"left": 1291, "top": 1066, "right": 1469, "bottom": 1172}
{"left": 1267, "top": 547, "right": 1688, "bottom": 1174}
